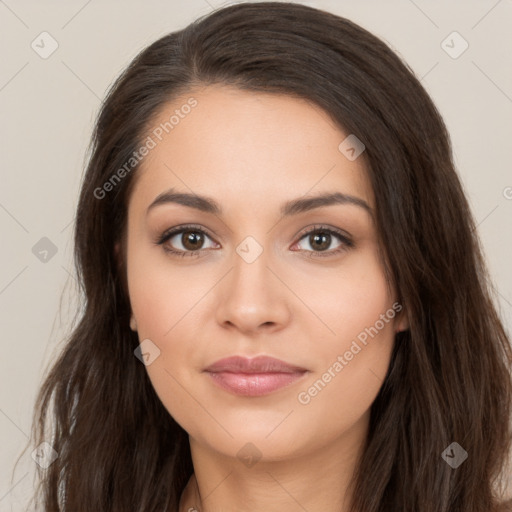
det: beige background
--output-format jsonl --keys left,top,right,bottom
{"left": 1, "top": 0, "right": 511, "bottom": 509}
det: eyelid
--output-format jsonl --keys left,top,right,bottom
{"left": 291, "top": 224, "right": 354, "bottom": 258}
{"left": 294, "top": 224, "right": 353, "bottom": 245}
{"left": 156, "top": 223, "right": 214, "bottom": 244}
{"left": 155, "top": 223, "right": 218, "bottom": 257}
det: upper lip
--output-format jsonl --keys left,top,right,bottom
{"left": 204, "top": 356, "right": 307, "bottom": 374}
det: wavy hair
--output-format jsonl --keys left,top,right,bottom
{"left": 26, "top": 2, "right": 512, "bottom": 511}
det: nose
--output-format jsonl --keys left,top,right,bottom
{"left": 214, "top": 246, "right": 292, "bottom": 335}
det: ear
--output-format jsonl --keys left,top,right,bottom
{"left": 114, "top": 241, "right": 121, "bottom": 265}
{"left": 114, "top": 240, "right": 137, "bottom": 332}
{"left": 395, "top": 304, "right": 409, "bottom": 333}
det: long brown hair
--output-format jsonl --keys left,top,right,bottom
{"left": 27, "top": 2, "right": 512, "bottom": 511}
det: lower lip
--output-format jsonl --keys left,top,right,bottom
{"left": 205, "top": 371, "right": 307, "bottom": 396}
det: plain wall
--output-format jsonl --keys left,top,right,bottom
{"left": 1, "top": 0, "right": 511, "bottom": 509}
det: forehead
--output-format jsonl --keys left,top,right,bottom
{"left": 128, "top": 84, "right": 373, "bottom": 214}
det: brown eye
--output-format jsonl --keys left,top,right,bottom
{"left": 292, "top": 225, "right": 354, "bottom": 258}
{"left": 181, "top": 230, "right": 205, "bottom": 251}
{"left": 156, "top": 225, "right": 218, "bottom": 258}
{"left": 308, "top": 232, "right": 331, "bottom": 252}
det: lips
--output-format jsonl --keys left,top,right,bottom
{"left": 204, "top": 355, "right": 307, "bottom": 374}
{"left": 203, "top": 356, "right": 308, "bottom": 397}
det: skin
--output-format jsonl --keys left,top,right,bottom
{"left": 121, "top": 84, "right": 408, "bottom": 512}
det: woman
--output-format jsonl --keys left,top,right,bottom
{"left": 29, "top": 2, "right": 512, "bottom": 511}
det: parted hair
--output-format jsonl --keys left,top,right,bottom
{"left": 27, "top": 2, "right": 512, "bottom": 511}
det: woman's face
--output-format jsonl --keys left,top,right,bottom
{"left": 123, "top": 84, "right": 407, "bottom": 464}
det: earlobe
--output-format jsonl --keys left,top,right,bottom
{"left": 114, "top": 240, "right": 134, "bottom": 331}
{"left": 114, "top": 242, "right": 121, "bottom": 265}
{"left": 395, "top": 307, "right": 409, "bottom": 333}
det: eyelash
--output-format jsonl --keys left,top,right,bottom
{"left": 155, "top": 223, "right": 354, "bottom": 259}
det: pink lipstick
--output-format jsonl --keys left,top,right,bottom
{"left": 203, "top": 355, "right": 308, "bottom": 397}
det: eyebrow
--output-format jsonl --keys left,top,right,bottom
{"left": 146, "top": 188, "right": 372, "bottom": 217}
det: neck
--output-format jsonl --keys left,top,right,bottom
{"left": 178, "top": 415, "right": 368, "bottom": 512}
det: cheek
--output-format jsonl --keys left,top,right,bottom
{"left": 126, "top": 242, "right": 212, "bottom": 338}
{"left": 126, "top": 245, "right": 219, "bottom": 429}
{"left": 294, "top": 247, "right": 395, "bottom": 351}
{"left": 291, "top": 250, "right": 396, "bottom": 421}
